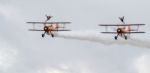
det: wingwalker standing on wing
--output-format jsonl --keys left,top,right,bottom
{"left": 27, "top": 15, "right": 71, "bottom": 38}
{"left": 99, "top": 16, "right": 146, "bottom": 40}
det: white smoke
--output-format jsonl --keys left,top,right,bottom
{"left": 37, "top": 61, "right": 91, "bottom": 73}
{"left": 55, "top": 30, "right": 150, "bottom": 49}
{"left": 134, "top": 54, "right": 150, "bottom": 73}
{"left": 0, "top": 38, "right": 18, "bottom": 73}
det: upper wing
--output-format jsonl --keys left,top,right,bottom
{"left": 101, "top": 31, "right": 145, "bottom": 34}
{"left": 27, "top": 22, "right": 71, "bottom": 24}
{"left": 29, "top": 29, "right": 71, "bottom": 31}
{"left": 99, "top": 24, "right": 145, "bottom": 26}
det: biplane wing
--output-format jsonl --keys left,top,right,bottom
{"left": 129, "top": 32, "right": 146, "bottom": 33}
{"left": 101, "top": 32, "right": 117, "bottom": 33}
{"left": 29, "top": 29, "right": 44, "bottom": 31}
{"left": 101, "top": 31, "right": 145, "bottom": 34}
{"left": 29, "top": 29, "right": 71, "bottom": 31}
{"left": 27, "top": 22, "right": 71, "bottom": 24}
{"left": 51, "top": 29, "right": 71, "bottom": 31}
{"left": 99, "top": 24, "right": 145, "bottom": 26}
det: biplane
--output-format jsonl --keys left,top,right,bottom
{"left": 99, "top": 16, "right": 145, "bottom": 40}
{"left": 27, "top": 15, "right": 71, "bottom": 38}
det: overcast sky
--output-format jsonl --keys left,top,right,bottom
{"left": 0, "top": 0, "right": 150, "bottom": 73}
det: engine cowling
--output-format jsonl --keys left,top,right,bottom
{"left": 44, "top": 26, "right": 49, "bottom": 32}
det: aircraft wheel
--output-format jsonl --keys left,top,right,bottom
{"left": 125, "top": 36, "right": 127, "bottom": 40}
{"left": 51, "top": 34, "right": 54, "bottom": 38}
{"left": 114, "top": 36, "right": 117, "bottom": 40}
{"left": 42, "top": 34, "right": 45, "bottom": 38}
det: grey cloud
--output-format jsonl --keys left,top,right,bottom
{"left": 0, "top": 0, "right": 150, "bottom": 73}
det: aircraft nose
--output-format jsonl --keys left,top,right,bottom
{"left": 44, "top": 26, "right": 48, "bottom": 31}
{"left": 117, "top": 29, "right": 121, "bottom": 33}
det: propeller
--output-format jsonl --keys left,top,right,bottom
{"left": 42, "top": 26, "right": 49, "bottom": 38}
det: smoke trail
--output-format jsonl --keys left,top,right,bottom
{"left": 134, "top": 54, "right": 150, "bottom": 73}
{"left": 0, "top": 38, "right": 18, "bottom": 72}
{"left": 55, "top": 31, "right": 150, "bottom": 49}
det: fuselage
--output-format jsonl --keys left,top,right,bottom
{"left": 43, "top": 24, "right": 58, "bottom": 35}
{"left": 117, "top": 26, "right": 131, "bottom": 36}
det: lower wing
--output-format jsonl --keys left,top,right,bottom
{"left": 127, "top": 32, "right": 145, "bottom": 33}
{"left": 29, "top": 29, "right": 44, "bottom": 31}
{"left": 101, "top": 31, "right": 145, "bottom": 34}
{"left": 101, "top": 32, "right": 117, "bottom": 34}
{"left": 51, "top": 29, "right": 71, "bottom": 31}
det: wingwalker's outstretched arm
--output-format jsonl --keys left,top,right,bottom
{"left": 45, "top": 14, "right": 52, "bottom": 22}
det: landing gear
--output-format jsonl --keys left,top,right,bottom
{"left": 124, "top": 36, "right": 127, "bottom": 40}
{"left": 114, "top": 33, "right": 128, "bottom": 40}
{"left": 114, "top": 36, "right": 118, "bottom": 40}
{"left": 42, "top": 34, "right": 45, "bottom": 38}
{"left": 41, "top": 32, "right": 54, "bottom": 38}
{"left": 51, "top": 34, "right": 54, "bottom": 38}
